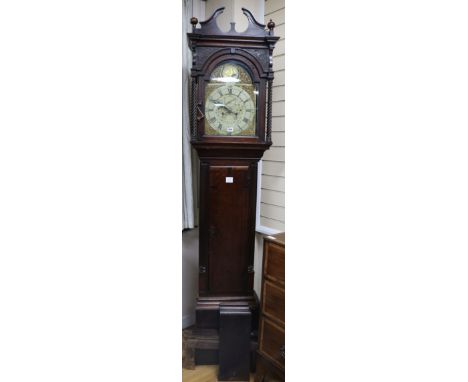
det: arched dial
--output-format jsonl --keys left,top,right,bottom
{"left": 205, "top": 84, "right": 256, "bottom": 136}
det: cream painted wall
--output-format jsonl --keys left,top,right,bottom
{"left": 259, "top": 0, "right": 285, "bottom": 232}
{"left": 204, "top": 0, "right": 264, "bottom": 32}
{"left": 182, "top": 229, "right": 198, "bottom": 328}
{"left": 182, "top": 0, "right": 205, "bottom": 329}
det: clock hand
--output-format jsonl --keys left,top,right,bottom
{"left": 219, "top": 105, "right": 236, "bottom": 114}
{"left": 226, "top": 107, "right": 239, "bottom": 117}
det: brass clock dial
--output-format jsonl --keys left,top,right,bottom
{"left": 204, "top": 63, "right": 257, "bottom": 136}
{"left": 221, "top": 64, "right": 239, "bottom": 80}
{"left": 205, "top": 84, "right": 255, "bottom": 136}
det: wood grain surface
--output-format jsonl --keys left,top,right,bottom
{"left": 182, "top": 365, "right": 254, "bottom": 382}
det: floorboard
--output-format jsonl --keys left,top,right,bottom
{"left": 182, "top": 365, "right": 255, "bottom": 382}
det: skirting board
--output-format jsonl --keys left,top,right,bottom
{"left": 183, "top": 314, "right": 196, "bottom": 329}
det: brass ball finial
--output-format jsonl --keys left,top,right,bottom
{"left": 190, "top": 17, "right": 198, "bottom": 27}
{"left": 267, "top": 19, "right": 275, "bottom": 30}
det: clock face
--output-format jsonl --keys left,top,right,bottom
{"left": 205, "top": 84, "right": 256, "bottom": 136}
{"left": 204, "top": 63, "right": 257, "bottom": 136}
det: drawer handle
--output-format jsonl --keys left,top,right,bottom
{"left": 279, "top": 345, "right": 285, "bottom": 359}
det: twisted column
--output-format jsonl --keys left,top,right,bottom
{"left": 191, "top": 78, "right": 198, "bottom": 140}
{"left": 266, "top": 79, "right": 273, "bottom": 143}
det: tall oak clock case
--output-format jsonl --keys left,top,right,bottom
{"left": 188, "top": 8, "right": 279, "bottom": 333}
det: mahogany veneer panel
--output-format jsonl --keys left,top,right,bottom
{"left": 262, "top": 280, "right": 285, "bottom": 325}
{"left": 256, "top": 233, "right": 285, "bottom": 382}
{"left": 259, "top": 318, "right": 284, "bottom": 369}
{"left": 264, "top": 242, "right": 285, "bottom": 284}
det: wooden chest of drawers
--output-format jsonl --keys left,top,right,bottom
{"left": 255, "top": 232, "right": 285, "bottom": 382}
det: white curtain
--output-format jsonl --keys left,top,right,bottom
{"left": 182, "top": 0, "right": 195, "bottom": 229}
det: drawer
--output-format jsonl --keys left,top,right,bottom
{"left": 259, "top": 317, "right": 285, "bottom": 368}
{"left": 262, "top": 280, "right": 285, "bottom": 325}
{"left": 264, "top": 242, "right": 285, "bottom": 284}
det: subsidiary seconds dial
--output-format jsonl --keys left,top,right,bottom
{"left": 205, "top": 84, "right": 256, "bottom": 136}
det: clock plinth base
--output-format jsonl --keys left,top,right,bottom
{"left": 195, "top": 294, "right": 259, "bottom": 330}
{"left": 182, "top": 294, "right": 259, "bottom": 372}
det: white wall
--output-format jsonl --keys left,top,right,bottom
{"left": 205, "top": 0, "right": 264, "bottom": 32}
{"left": 259, "top": 0, "right": 285, "bottom": 232}
{"left": 182, "top": 0, "right": 205, "bottom": 329}
{"left": 182, "top": 229, "right": 198, "bottom": 328}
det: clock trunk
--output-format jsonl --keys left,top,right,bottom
{"left": 199, "top": 162, "right": 257, "bottom": 296}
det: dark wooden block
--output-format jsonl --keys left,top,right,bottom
{"left": 195, "top": 294, "right": 259, "bottom": 330}
{"left": 183, "top": 328, "right": 218, "bottom": 369}
{"left": 195, "top": 349, "right": 219, "bottom": 365}
{"left": 218, "top": 304, "right": 251, "bottom": 381}
{"left": 196, "top": 304, "right": 219, "bottom": 329}
{"left": 182, "top": 327, "right": 258, "bottom": 372}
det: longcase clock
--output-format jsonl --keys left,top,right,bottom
{"left": 187, "top": 7, "right": 279, "bottom": 373}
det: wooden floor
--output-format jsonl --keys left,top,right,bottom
{"left": 182, "top": 365, "right": 255, "bottom": 382}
